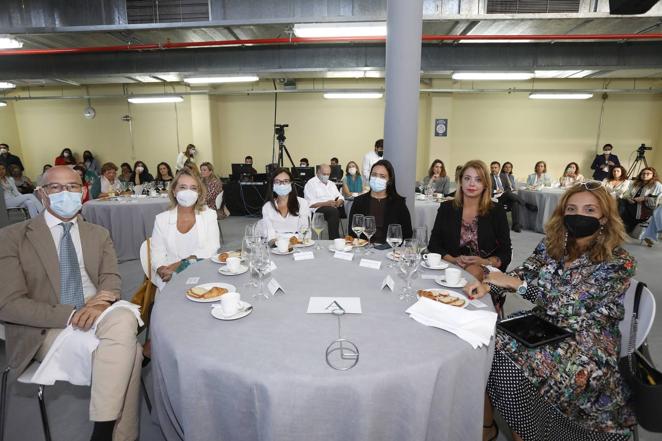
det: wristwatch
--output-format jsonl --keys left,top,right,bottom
{"left": 516, "top": 279, "right": 527, "bottom": 296}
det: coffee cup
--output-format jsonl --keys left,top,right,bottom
{"left": 226, "top": 256, "right": 241, "bottom": 273}
{"left": 221, "top": 292, "right": 241, "bottom": 316}
{"left": 423, "top": 253, "right": 442, "bottom": 267}
{"left": 334, "top": 238, "right": 346, "bottom": 251}
{"left": 445, "top": 268, "right": 462, "bottom": 285}
{"left": 276, "top": 238, "right": 289, "bottom": 253}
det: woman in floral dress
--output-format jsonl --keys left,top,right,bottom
{"left": 466, "top": 182, "right": 635, "bottom": 441}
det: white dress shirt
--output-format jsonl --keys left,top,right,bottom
{"left": 303, "top": 176, "right": 344, "bottom": 212}
{"left": 99, "top": 176, "right": 120, "bottom": 194}
{"left": 362, "top": 150, "right": 380, "bottom": 181}
{"left": 261, "top": 197, "right": 311, "bottom": 240}
{"left": 44, "top": 210, "right": 97, "bottom": 300}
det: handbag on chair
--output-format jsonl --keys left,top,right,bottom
{"left": 131, "top": 239, "right": 158, "bottom": 327}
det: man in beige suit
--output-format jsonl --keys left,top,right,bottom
{"left": 0, "top": 166, "right": 141, "bottom": 441}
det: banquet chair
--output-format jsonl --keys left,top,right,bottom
{"left": 214, "top": 192, "right": 225, "bottom": 245}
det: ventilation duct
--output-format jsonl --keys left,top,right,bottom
{"left": 126, "top": 0, "right": 210, "bottom": 24}
{"left": 486, "top": 0, "right": 581, "bottom": 13}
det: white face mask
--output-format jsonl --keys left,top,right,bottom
{"left": 348, "top": 167, "right": 357, "bottom": 176}
{"left": 0, "top": 148, "right": 7, "bottom": 155}
{"left": 318, "top": 174, "right": 330, "bottom": 184}
{"left": 63, "top": 152, "right": 70, "bottom": 157}
{"left": 135, "top": 166, "right": 144, "bottom": 173}
{"left": 176, "top": 189, "right": 198, "bottom": 207}
{"left": 300, "top": 163, "right": 307, "bottom": 167}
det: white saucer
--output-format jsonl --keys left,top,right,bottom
{"left": 185, "top": 282, "right": 237, "bottom": 303}
{"left": 434, "top": 277, "right": 468, "bottom": 288}
{"left": 218, "top": 265, "right": 249, "bottom": 276}
{"left": 421, "top": 261, "right": 449, "bottom": 270}
{"left": 328, "top": 244, "right": 353, "bottom": 253}
{"left": 271, "top": 248, "right": 295, "bottom": 255}
{"left": 210, "top": 301, "right": 253, "bottom": 320}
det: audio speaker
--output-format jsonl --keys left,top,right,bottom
{"left": 610, "top": 0, "right": 659, "bottom": 15}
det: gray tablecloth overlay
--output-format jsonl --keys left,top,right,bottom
{"left": 151, "top": 244, "right": 495, "bottom": 441}
{"left": 81, "top": 197, "right": 170, "bottom": 262}
{"left": 516, "top": 189, "right": 565, "bottom": 234}
{"left": 414, "top": 199, "right": 441, "bottom": 234}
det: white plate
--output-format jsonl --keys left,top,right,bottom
{"left": 385, "top": 251, "right": 400, "bottom": 261}
{"left": 293, "top": 240, "right": 315, "bottom": 248}
{"left": 210, "top": 301, "right": 253, "bottom": 320}
{"left": 218, "top": 265, "right": 249, "bottom": 276}
{"left": 328, "top": 244, "right": 353, "bottom": 253}
{"left": 417, "top": 288, "right": 468, "bottom": 309}
{"left": 421, "top": 261, "right": 449, "bottom": 270}
{"left": 210, "top": 251, "right": 242, "bottom": 264}
{"left": 271, "top": 248, "right": 295, "bottom": 255}
{"left": 434, "top": 277, "right": 468, "bottom": 289}
{"left": 185, "top": 282, "right": 236, "bottom": 303}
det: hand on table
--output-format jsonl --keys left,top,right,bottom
{"left": 157, "top": 263, "right": 179, "bottom": 282}
{"left": 463, "top": 281, "right": 489, "bottom": 300}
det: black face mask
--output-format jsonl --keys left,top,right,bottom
{"left": 564, "top": 215, "right": 601, "bottom": 238}
{"left": 376, "top": 150, "right": 384, "bottom": 157}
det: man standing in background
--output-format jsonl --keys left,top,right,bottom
{"left": 590, "top": 143, "right": 620, "bottom": 181}
{"left": 362, "top": 139, "right": 384, "bottom": 181}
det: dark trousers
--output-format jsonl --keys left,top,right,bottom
{"left": 619, "top": 199, "right": 649, "bottom": 233}
{"left": 315, "top": 206, "right": 341, "bottom": 239}
{"left": 499, "top": 191, "right": 523, "bottom": 228}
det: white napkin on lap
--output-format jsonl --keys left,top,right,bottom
{"left": 406, "top": 297, "right": 497, "bottom": 349}
{"left": 29, "top": 301, "right": 143, "bottom": 386}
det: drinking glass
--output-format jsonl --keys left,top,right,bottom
{"left": 363, "top": 216, "right": 376, "bottom": 254}
{"left": 312, "top": 212, "right": 326, "bottom": 250}
{"left": 386, "top": 224, "right": 403, "bottom": 268}
{"left": 298, "top": 215, "right": 311, "bottom": 245}
{"left": 414, "top": 226, "right": 428, "bottom": 255}
{"left": 252, "top": 241, "right": 271, "bottom": 300}
{"left": 351, "top": 214, "right": 364, "bottom": 254}
{"left": 242, "top": 235, "right": 258, "bottom": 289}
{"left": 398, "top": 239, "right": 421, "bottom": 300}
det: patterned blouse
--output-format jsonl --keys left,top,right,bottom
{"left": 204, "top": 177, "right": 223, "bottom": 210}
{"left": 493, "top": 239, "right": 636, "bottom": 433}
{"left": 459, "top": 217, "right": 479, "bottom": 255}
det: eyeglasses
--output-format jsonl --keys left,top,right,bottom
{"left": 573, "top": 180, "right": 603, "bottom": 191}
{"left": 42, "top": 183, "right": 83, "bottom": 193}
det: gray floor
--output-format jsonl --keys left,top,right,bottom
{"left": 2, "top": 216, "right": 661, "bottom": 441}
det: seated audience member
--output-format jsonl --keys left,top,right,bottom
{"left": 349, "top": 159, "right": 413, "bottom": 243}
{"left": 118, "top": 162, "right": 133, "bottom": 183}
{"left": 200, "top": 162, "right": 223, "bottom": 211}
{"left": 420, "top": 159, "right": 450, "bottom": 195}
{"left": 83, "top": 150, "right": 101, "bottom": 175}
{"left": 151, "top": 170, "right": 220, "bottom": 290}
{"left": 9, "top": 164, "right": 35, "bottom": 194}
{"left": 130, "top": 160, "right": 154, "bottom": 186}
{"left": 0, "top": 164, "right": 43, "bottom": 218}
{"left": 73, "top": 164, "right": 91, "bottom": 203}
{"left": 262, "top": 168, "right": 311, "bottom": 241}
{"left": 77, "top": 161, "right": 99, "bottom": 185}
{"left": 603, "top": 165, "right": 630, "bottom": 198}
{"left": 330, "top": 157, "right": 344, "bottom": 181}
{"left": 492, "top": 161, "right": 538, "bottom": 233}
{"left": 54, "top": 148, "right": 76, "bottom": 166}
{"left": 526, "top": 160, "right": 552, "bottom": 188}
{"left": 0, "top": 143, "right": 24, "bottom": 172}
{"left": 428, "top": 160, "right": 511, "bottom": 283}
{"left": 304, "top": 164, "right": 344, "bottom": 240}
{"left": 299, "top": 158, "right": 310, "bottom": 168}
{"left": 559, "top": 162, "right": 584, "bottom": 187}
{"left": 642, "top": 205, "right": 662, "bottom": 247}
{"left": 155, "top": 162, "right": 175, "bottom": 189}
{"left": 176, "top": 144, "right": 197, "bottom": 171}
{"left": 95, "top": 162, "right": 123, "bottom": 198}
{"left": 619, "top": 167, "right": 662, "bottom": 233}
{"left": 342, "top": 161, "right": 365, "bottom": 198}
{"left": 445, "top": 164, "right": 464, "bottom": 197}
{"left": 183, "top": 160, "right": 200, "bottom": 176}
{"left": 244, "top": 156, "right": 258, "bottom": 175}
{"left": 0, "top": 165, "right": 142, "bottom": 441}
{"left": 465, "top": 182, "right": 635, "bottom": 441}
{"left": 590, "top": 143, "right": 620, "bottom": 181}
{"left": 36, "top": 164, "right": 53, "bottom": 185}
{"left": 362, "top": 138, "right": 384, "bottom": 181}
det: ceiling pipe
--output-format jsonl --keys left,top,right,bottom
{"left": 1, "top": 33, "right": 662, "bottom": 56}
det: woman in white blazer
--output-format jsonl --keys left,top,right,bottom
{"left": 151, "top": 169, "right": 220, "bottom": 290}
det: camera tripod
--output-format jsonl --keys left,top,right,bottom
{"left": 275, "top": 124, "right": 295, "bottom": 168}
{"left": 627, "top": 144, "right": 651, "bottom": 177}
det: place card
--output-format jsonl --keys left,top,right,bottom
{"left": 470, "top": 299, "right": 488, "bottom": 309}
{"left": 421, "top": 274, "right": 438, "bottom": 280}
{"left": 293, "top": 251, "right": 315, "bottom": 261}
{"left": 359, "top": 259, "right": 382, "bottom": 270}
{"left": 267, "top": 278, "right": 284, "bottom": 295}
{"left": 185, "top": 277, "right": 200, "bottom": 285}
{"left": 307, "top": 297, "right": 362, "bottom": 314}
{"left": 381, "top": 275, "right": 395, "bottom": 291}
{"left": 334, "top": 251, "right": 354, "bottom": 261}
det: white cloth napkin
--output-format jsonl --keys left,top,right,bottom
{"left": 406, "top": 297, "right": 497, "bottom": 349}
{"left": 28, "top": 301, "right": 143, "bottom": 386}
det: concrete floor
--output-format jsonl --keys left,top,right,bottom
{"left": 1, "top": 215, "right": 660, "bottom": 441}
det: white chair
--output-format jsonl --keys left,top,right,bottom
{"left": 618, "top": 279, "right": 656, "bottom": 358}
{"left": 214, "top": 191, "right": 225, "bottom": 244}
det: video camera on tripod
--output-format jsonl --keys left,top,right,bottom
{"left": 274, "top": 123, "right": 294, "bottom": 168}
{"left": 627, "top": 143, "right": 653, "bottom": 177}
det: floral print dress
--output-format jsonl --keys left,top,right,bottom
{"left": 488, "top": 239, "right": 636, "bottom": 440}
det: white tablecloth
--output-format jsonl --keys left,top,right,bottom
{"left": 414, "top": 199, "right": 441, "bottom": 234}
{"left": 516, "top": 188, "right": 565, "bottom": 233}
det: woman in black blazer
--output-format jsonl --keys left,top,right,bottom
{"left": 348, "top": 159, "right": 413, "bottom": 243}
{"left": 428, "top": 159, "right": 512, "bottom": 282}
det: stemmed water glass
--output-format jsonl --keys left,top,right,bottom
{"left": 312, "top": 212, "right": 326, "bottom": 250}
{"left": 363, "top": 216, "right": 376, "bottom": 254}
{"left": 298, "top": 215, "right": 311, "bottom": 245}
{"left": 386, "top": 224, "right": 403, "bottom": 268}
{"left": 242, "top": 234, "right": 258, "bottom": 289}
{"left": 414, "top": 226, "right": 428, "bottom": 255}
{"left": 398, "top": 239, "right": 421, "bottom": 300}
{"left": 351, "top": 214, "right": 364, "bottom": 254}
{"left": 252, "top": 241, "right": 271, "bottom": 300}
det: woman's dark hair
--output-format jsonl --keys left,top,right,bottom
{"left": 157, "top": 162, "right": 174, "bottom": 179}
{"left": 299, "top": 157, "right": 309, "bottom": 166}
{"left": 427, "top": 159, "right": 447, "bottom": 178}
{"left": 83, "top": 150, "right": 93, "bottom": 161}
{"left": 120, "top": 162, "right": 132, "bottom": 173}
{"left": 73, "top": 164, "right": 86, "bottom": 177}
{"left": 634, "top": 167, "right": 660, "bottom": 187}
{"left": 370, "top": 159, "right": 402, "bottom": 199}
{"left": 133, "top": 160, "right": 149, "bottom": 175}
{"left": 266, "top": 167, "right": 300, "bottom": 216}
{"left": 564, "top": 162, "right": 580, "bottom": 175}
{"left": 42, "top": 164, "right": 52, "bottom": 173}
{"left": 60, "top": 148, "right": 73, "bottom": 157}
{"left": 610, "top": 165, "right": 627, "bottom": 181}
{"left": 500, "top": 161, "right": 513, "bottom": 175}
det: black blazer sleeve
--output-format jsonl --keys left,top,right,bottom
{"left": 481, "top": 204, "right": 512, "bottom": 271}
{"left": 590, "top": 154, "right": 601, "bottom": 171}
{"left": 348, "top": 193, "right": 369, "bottom": 238}
{"left": 428, "top": 201, "right": 459, "bottom": 257}
{"left": 390, "top": 197, "right": 413, "bottom": 239}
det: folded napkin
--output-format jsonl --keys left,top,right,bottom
{"left": 406, "top": 297, "right": 497, "bottom": 349}
{"left": 28, "top": 301, "right": 143, "bottom": 386}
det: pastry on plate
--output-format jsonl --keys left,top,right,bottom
{"left": 186, "top": 286, "right": 228, "bottom": 299}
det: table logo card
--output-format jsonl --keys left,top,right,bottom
{"left": 185, "top": 277, "right": 200, "bottom": 285}
{"left": 359, "top": 259, "right": 381, "bottom": 270}
{"left": 267, "top": 278, "right": 284, "bottom": 296}
{"left": 293, "top": 251, "right": 315, "bottom": 261}
{"left": 333, "top": 251, "right": 354, "bottom": 261}
{"left": 381, "top": 275, "right": 395, "bottom": 291}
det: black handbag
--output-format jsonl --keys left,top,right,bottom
{"left": 618, "top": 281, "right": 662, "bottom": 432}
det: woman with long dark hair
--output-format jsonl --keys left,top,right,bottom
{"left": 82, "top": 150, "right": 101, "bottom": 175}
{"left": 54, "top": 148, "right": 75, "bottom": 166}
{"left": 619, "top": 166, "right": 662, "bottom": 233}
{"left": 420, "top": 159, "right": 450, "bottom": 195}
{"left": 262, "top": 168, "right": 311, "bottom": 241}
{"left": 559, "top": 162, "right": 584, "bottom": 187}
{"left": 603, "top": 165, "right": 630, "bottom": 198}
{"left": 130, "top": 160, "right": 154, "bottom": 186}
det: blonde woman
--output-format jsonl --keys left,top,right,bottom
{"left": 150, "top": 169, "right": 220, "bottom": 290}
{"left": 200, "top": 162, "right": 223, "bottom": 211}
{"left": 466, "top": 182, "right": 636, "bottom": 441}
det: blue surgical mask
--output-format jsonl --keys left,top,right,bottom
{"left": 319, "top": 175, "right": 330, "bottom": 184}
{"left": 370, "top": 176, "right": 387, "bottom": 192}
{"left": 48, "top": 191, "right": 82, "bottom": 219}
{"left": 274, "top": 183, "right": 292, "bottom": 196}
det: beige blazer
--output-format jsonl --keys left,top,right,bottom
{"left": 0, "top": 213, "right": 121, "bottom": 378}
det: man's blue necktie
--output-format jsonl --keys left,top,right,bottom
{"left": 59, "top": 222, "right": 85, "bottom": 309}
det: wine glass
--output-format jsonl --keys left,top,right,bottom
{"left": 363, "top": 216, "right": 376, "bottom": 254}
{"left": 398, "top": 239, "right": 421, "bottom": 300}
{"left": 386, "top": 224, "right": 403, "bottom": 267}
{"left": 414, "top": 226, "right": 428, "bottom": 255}
{"left": 252, "top": 241, "right": 271, "bottom": 300}
{"left": 312, "top": 212, "right": 326, "bottom": 250}
{"left": 298, "top": 215, "right": 311, "bottom": 245}
{"left": 351, "top": 214, "right": 364, "bottom": 254}
{"left": 242, "top": 235, "right": 258, "bottom": 289}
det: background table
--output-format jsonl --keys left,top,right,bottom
{"left": 81, "top": 196, "right": 169, "bottom": 261}
{"left": 151, "top": 244, "right": 494, "bottom": 441}
{"left": 517, "top": 188, "right": 565, "bottom": 233}
{"left": 415, "top": 199, "right": 441, "bottom": 234}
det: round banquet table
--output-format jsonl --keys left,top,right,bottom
{"left": 516, "top": 188, "right": 565, "bottom": 233}
{"left": 81, "top": 196, "right": 170, "bottom": 261}
{"left": 150, "top": 243, "right": 495, "bottom": 441}
{"left": 414, "top": 198, "right": 441, "bottom": 234}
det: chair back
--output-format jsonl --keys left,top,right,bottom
{"left": 215, "top": 191, "right": 223, "bottom": 211}
{"left": 139, "top": 239, "right": 155, "bottom": 281}
{"left": 619, "top": 279, "right": 656, "bottom": 357}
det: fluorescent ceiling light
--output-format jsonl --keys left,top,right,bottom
{"left": 323, "top": 92, "right": 383, "bottom": 99}
{"left": 127, "top": 96, "right": 183, "bottom": 104}
{"left": 0, "top": 82, "right": 16, "bottom": 89}
{"left": 131, "top": 75, "right": 161, "bottom": 83}
{"left": 452, "top": 72, "right": 534, "bottom": 81}
{"left": 0, "top": 101, "right": 7, "bottom": 107}
{"left": 0, "top": 37, "right": 22, "bottom": 49}
{"left": 325, "top": 71, "right": 366, "bottom": 78}
{"left": 153, "top": 74, "right": 180, "bottom": 82}
{"left": 534, "top": 70, "right": 597, "bottom": 79}
{"left": 184, "top": 76, "right": 259, "bottom": 84}
{"left": 293, "top": 22, "right": 386, "bottom": 38}
{"left": 529, "top": 92, "right": 593, "bottom": 100}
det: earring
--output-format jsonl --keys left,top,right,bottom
{"left": 562, "top": 230, "right": 568, "bottom": 251}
